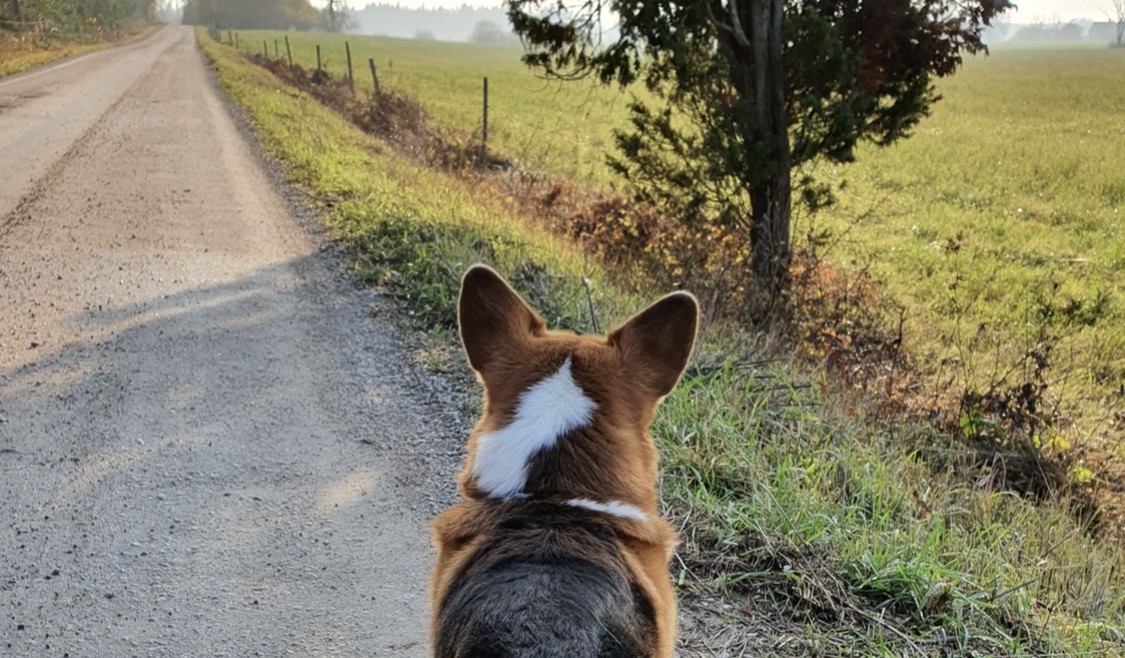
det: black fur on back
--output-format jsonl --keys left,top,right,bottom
{"left": 434, "top": 504, "right": 656, "bottom": 658}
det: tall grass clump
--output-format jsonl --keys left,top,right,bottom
{"left": 657, "top": 354, "right": 1124, "bottom": 653}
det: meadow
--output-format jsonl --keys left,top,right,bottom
{"left": 231, "top": 30, "right": 630, "bottom": 182}
{"left": 232, "top": 31, "right": 1125, "bottom": 486}
{"left": 204, "top": 30, "right": 1125, "bottom": 655}
{"left": 809, "top": 47, "right": 1125, "bottom": 459}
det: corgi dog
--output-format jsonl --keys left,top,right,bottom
{"left": 430, "top": 265, "right": 698, "bottom": 658}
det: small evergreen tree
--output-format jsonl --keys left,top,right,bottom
{"left": 507, "top": 0, "right": 1011, "bottom": 307}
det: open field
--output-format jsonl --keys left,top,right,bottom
{"left": 230, "top": 30, "right": 630, "bottom": 182}
{"left": 809, "top": 47, "right": 1125, "bottom": 457}
{"left": 201, "top": 31, "right": 1125, "bottom": 655}
{"left": 227, "top": 31, "right": 1125, "bottom": 494}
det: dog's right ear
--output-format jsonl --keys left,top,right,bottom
{"left": 609, "top": 291, "right": 698, "bottom": 398}
{"left": 458, "top": 265, "right": 544, "bottom": 373}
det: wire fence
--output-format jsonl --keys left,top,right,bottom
{"left": 216, "top": 29, "right": 500, "bottom": 159}
{"left": 213, "top": 29, "right": 628, "bottom": 188}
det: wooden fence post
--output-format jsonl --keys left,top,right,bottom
{"left": 368, "top": 58, "right": 380, "bottom": 95}
{"left": 274, "top": 39, "right": 279, "bottom": 59}
{"left": 316, "top": 44, "right": 322, "bottom": 72}
{"left": 284, "top": 35, "right": 292, "bottom": 67}
{"left": 481, "top": 76, "right": 489, "bottom": 160}
{"left": 345, "top": 41, "right": 354, "bottom": 92}
{"left": 234, "top": 32, "right": 239, "bottom": 49}
{"left": 263, "top": 40, "right": 268, "bottom": 57}
{"left": 226, "top": 30, "right": 232, "bottom": 45}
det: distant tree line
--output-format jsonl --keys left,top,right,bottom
{"left": 994, "top": 19, "right": 1125, "bottom": 45}
{"left": 353, "top": 3, "right": 516, "bottom": 42}
{"left": 182, "top": 0, "right": 316, "bottom": 30}
{"left": 1, "top": 0, "right": 155, "bottom": 30}
{"left": 181, "top": 0, "right": 355, "bottom": 32}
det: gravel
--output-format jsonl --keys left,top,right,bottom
{"left": 0, "top": 26, "right": 469, "bottom": 657}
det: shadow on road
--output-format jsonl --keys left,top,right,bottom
{"left": 0, "top": 255, "right": 463, "bottom": 655}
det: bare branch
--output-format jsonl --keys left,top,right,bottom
{"left": 727, "top": 0, "right": 752, "bottom": 48}
{"left": 707, "top": 0, "right": 750, "bottom": 48}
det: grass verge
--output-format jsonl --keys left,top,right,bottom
{"left": 199, "top": 30, "right": 1125, "bottom": 656}
{"left": 0, "top": 25, "right": 159, "bottom": 78}
{"left": 215, "top": 32, "right": 1125, "bottom": 521}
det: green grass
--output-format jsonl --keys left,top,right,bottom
{"left": 796, "top": 47, "right": 1125, "bottom": 475}
{"left": 199, "top": 30, "right": 642, "bottom": 331}
{"left": 223, "top": 33, "right": 1123, "bottom": 464}
{"left": 658, "top": 360, "right": 1125, "bottom": 653}
{"left": 227, "top": 30, "right": 635, "bottom": 183}
{"left": 200, "top": 31, "right": 1125, "bottom": 655}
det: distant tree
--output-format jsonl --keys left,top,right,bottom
{"left": 414, "top": 29, "right": 435, "bottom": 40}
{"left": 1108, "top": 0, "right": 1125, "bottom": 45}
{"left": 507, "top": 0, "right": 1012, "bottom": 303}
{"left": 468, "top": 19, "right": 514, "bottom": 44}
{"left": 322, "top": 0, "right": 357, "bottom": 32}
{"left": 1059, "top": 21, "right": 1086, "bottom": 42}
{"left": 1013, "top": 20, "right": 1084, "bottom": 44}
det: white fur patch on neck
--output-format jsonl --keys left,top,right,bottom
{"left": 471, "top": 357, "right": 595, "bottom": 500}
{"left": 565, "top": 498, "right": 648, "bottom": 522}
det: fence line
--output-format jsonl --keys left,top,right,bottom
{"left": 224, "top": 31, "right": 500, "bottom": 161}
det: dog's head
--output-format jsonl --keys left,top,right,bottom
{"left": 455, "top": 265, "right": 697, "bottom": 513}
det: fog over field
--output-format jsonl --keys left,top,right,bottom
{"left": 351, "top": 4, "right": 515, "bottom": 42}
{"left": 341, "top": 2, "right": 1123, "bottom": 46}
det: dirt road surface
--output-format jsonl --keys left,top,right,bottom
{"left": 0, "top": 26, "right": 464, "bottom": 656}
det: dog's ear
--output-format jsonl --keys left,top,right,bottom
{"left": 609, "top": 292, "right": 698, "bottom": 398}
{"left": 458, "top": 265, "right": 544, "bottom": 373}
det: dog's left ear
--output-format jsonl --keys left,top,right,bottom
{"left": 458, "top": 265, "right": 545, "bottom": 374}
{"left": 609, "top": 292, "right": 698, "bottom": 398}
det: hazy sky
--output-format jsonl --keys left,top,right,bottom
{"left": 1013, "top": 0, "right": 1110, "bottom": 21}
{"left": 340, "top": 1, "right": 1110, "bottom": 22}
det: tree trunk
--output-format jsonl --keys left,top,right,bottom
{"left": 747, "top": 0, "right": 791, "bottom": 298}
{"left": 11, "top": 0, "right": 21, "bottom": 21}
{"left": 749, "top": 172, "right": 790, "bottom": 293}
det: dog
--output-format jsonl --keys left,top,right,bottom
{"left": 430, "top": 265, "right": 698, "bottom": 658}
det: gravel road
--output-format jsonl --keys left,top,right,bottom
{"left": 0, "top": 26, "right": 466, "bottom": 657}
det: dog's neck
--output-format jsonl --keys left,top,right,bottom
{"left": 463, "top": 357, "right": 655, "bottom": 522}
{"left": 469, "top": 357, "right": 592, "bottom": 499}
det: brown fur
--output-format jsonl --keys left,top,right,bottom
{"left": 431, "top": 265, "right": 698, "bottom": 658}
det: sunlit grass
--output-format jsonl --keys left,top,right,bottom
{"left": 230, "top": 29, "right": 636, "bottom": 184}
{"left": 802, "top": 47, "right": 1125, "bottom": 448}
{"left": 201, "top": 29, "right": 640, "bottom": 331}
{"left": 225, "top": 33, "right": 1124, "bottom": 450}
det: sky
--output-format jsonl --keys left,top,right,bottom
{"left": 339, "top": 1, "right": 1111, "bottom": 22}
{"left": 1012, "top": 0, "right": 1110, "bottom": 21}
